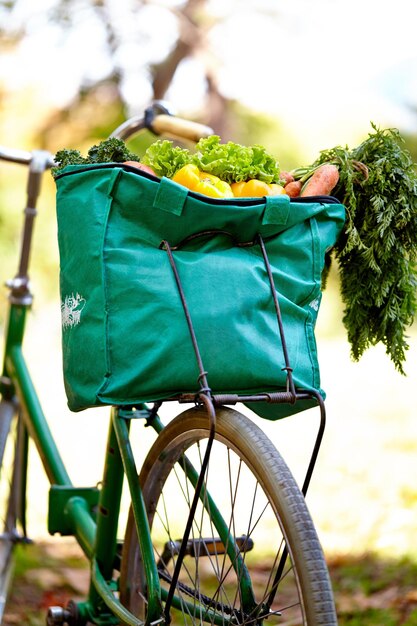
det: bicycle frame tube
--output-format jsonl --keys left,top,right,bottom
{"left": 1, "top": 148, "right": 70, "bottom": 487}
{"left": 1, "top": 149, "right": 98, "bottom": 554}
{"left": 14, "top": 417, "right": 30, "bottom": 538}
{"left": 3, "top": 307, "right": 97, "bottom": 559}
{"left": 3, "top": 305, "right": 70, "bottom": 487}
{"left": 112, "top": 411, "right": 163, "bottom": 625}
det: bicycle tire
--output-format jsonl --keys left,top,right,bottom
{"left": 119, "top": 405, "right": 337, "bottom": 625}
{"left": 0, "top": 399, "right": 23, "bottom": 621}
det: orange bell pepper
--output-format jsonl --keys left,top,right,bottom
{"left": 231, "top": 180, "right": 285, "bottom": 198}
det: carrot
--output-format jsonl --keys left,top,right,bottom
{"left": 280, "top": 170, "right": 295, "bottom": 185}
{"left": 300, "top": 164, "right": 339, "bottom": 197}
{"left": 123, "top": 161, "right": 157, "bottom": 176}
{"left": 284, "top": 180, "right": 302, "bottom": 198}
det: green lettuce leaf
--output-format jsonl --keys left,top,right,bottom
{"left": 141, "top": 140, "right": 192, "bottom": 178}
{"left": 191, "top": 136, "right": 280, "bottom": 183}
{"left": 141, "top": 135, "right": 281, "bottom": 183}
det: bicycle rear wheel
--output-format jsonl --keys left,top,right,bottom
{"left": 0, "top": 399, "right": 25, "bottom": 620}
{"left": 120, "top": 405, "right": 337, "bottom": 625}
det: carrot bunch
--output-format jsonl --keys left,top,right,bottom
{"left": 294, "top": 124, "right": 417, "bottom": 375}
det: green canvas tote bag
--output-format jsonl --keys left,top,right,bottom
{"left": 55, "top": 163, "right": 345, "bottom": 419}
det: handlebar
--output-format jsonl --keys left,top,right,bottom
{"left": 111, "top": 113, "right": 213, "bottom": 143}
{"left": 111, "top": 101, "right": 213, "bottom": 143}
{"left": 0, "top": 146, "right": 55, "bottom": 167}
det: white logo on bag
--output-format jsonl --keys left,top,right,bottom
{"left": 61, "top": 293, "right": 86, "bottom": 329}
{"left": 309, "top": 298, "right": 320, "bottom": 311}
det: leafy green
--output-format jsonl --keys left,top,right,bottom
{"left": 310, "top": 125, "right": 417, "bottom": 373}
{"left": 191, "top": 135, "right": 280, "bottom": 183}
{"left": 53, "top": 135, "right": 281, "bottom": 184}
{"left": 141, "top": 135, "right": 281, "bottom": 182}
{"left": 52, "top": 138, "right": 140, "bottom": 177}
{"left": 52, "top": 149, "right": 86, "bottom": 176}
{"left": 86, "top": 137, "right": 139, "bottom": 163}
{"left": 140, "top": 140, "right": 191, "bottom": 178}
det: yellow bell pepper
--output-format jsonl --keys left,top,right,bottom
{"left": 172, "top": 164, "right": 234, "bottom": 199}
{"left": 231, "top": 180, "right": 285, "bottom": 198}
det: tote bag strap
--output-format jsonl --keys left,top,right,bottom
{"left": 262, "top": 195, "right": 291, "bottom": 226}
{"left": 153, "top": 177, "right": 189, "bottom": 216}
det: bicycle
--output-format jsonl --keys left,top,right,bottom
{"left": 0, "top": 102, "right": 338, "bottom": 626}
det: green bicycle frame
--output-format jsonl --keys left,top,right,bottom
{"left": 0, "top": 151, "right": 257, "bottom": 625}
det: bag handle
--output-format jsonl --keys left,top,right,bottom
{"left": 159, "top": 228, "right": 256, "bottom": 250}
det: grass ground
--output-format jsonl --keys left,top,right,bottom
{"left": 4, "top": 541, "right": 417, "bottom": 626}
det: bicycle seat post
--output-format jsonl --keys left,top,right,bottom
{"left": 8, "top": 150, "right": 51, "bottom": 306}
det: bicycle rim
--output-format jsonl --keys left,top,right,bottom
{"left": 0, "top": 400, "right": 22, "bottom": 620}
{"left": 120, "top": 406, "right": 337, "bottom": 625}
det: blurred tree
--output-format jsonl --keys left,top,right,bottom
{"left": 0, "top": 0, "right": 239, "bottom": 146}
{"left": 0, "top": 0, "right": 294, "bottom": 148}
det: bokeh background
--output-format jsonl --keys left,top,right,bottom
{"left": 2, "top": 0, "right": 417, "bottom": 591}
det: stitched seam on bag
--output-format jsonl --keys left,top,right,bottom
{"left": 304, "top": 315, "right": 320, "bottom": 389}
{"left": 296, "top": 218, "right": 321, "bottom": 308}
{"left": 311, "top": 216, "right": 322, "bottom": 284}
{"left": 96, "top": 168, "right": 122, "bottom": 398}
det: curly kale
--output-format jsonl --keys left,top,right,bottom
{"left": 52, "top": 139, "right": 139, "bottom": 177}
{"left": 51, "top": 149, "right": 86, "bottom": 176}
{"left": 87, "top": 138, "right": 139, "bottom": 164}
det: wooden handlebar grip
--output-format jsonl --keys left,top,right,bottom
{"left": 151, "top": 114, "right": 213, "bottom": 142}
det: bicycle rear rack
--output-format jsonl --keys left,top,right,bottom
{"left": 158, "top": 232, "right": 327, "bottom": 619}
